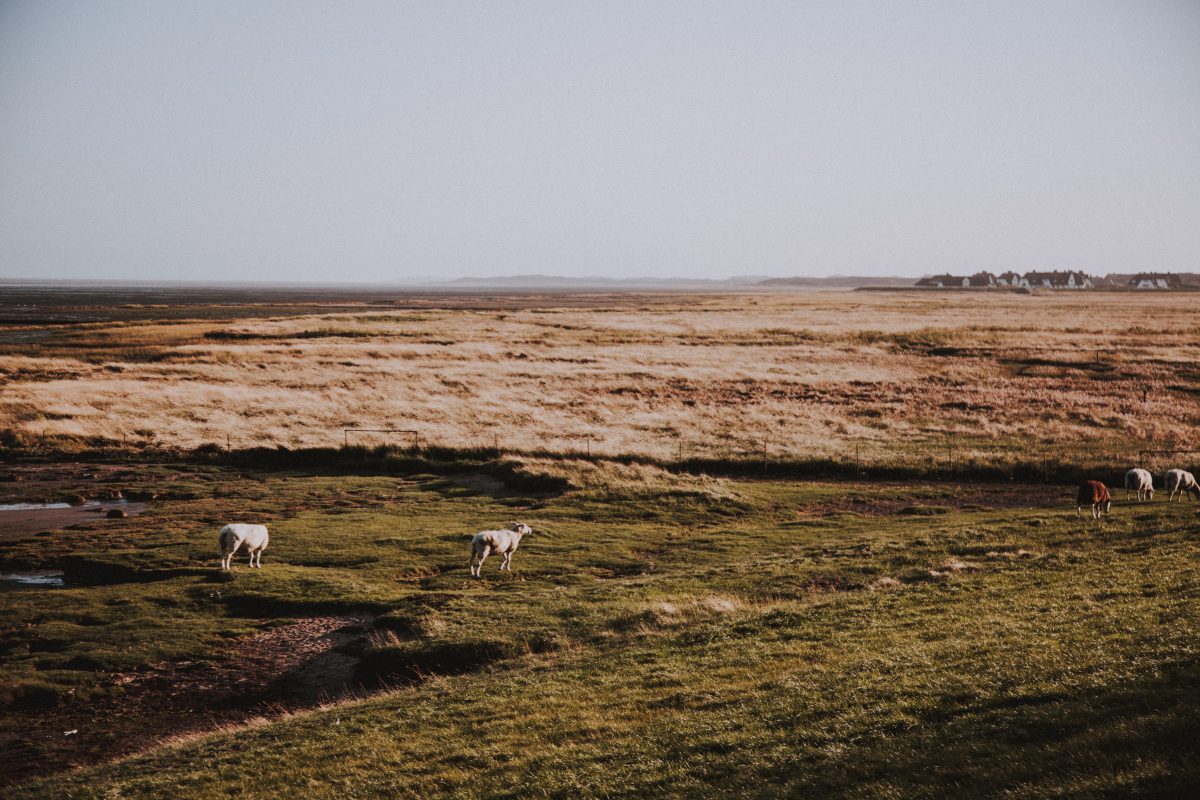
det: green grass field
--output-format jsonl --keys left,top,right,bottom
{"left": 2, "top": 455, "right": 1199, "bottom": 798}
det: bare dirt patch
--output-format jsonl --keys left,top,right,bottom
{"left": 795, "top": 482, "right": 1068, "bottom": 518}
{"left": 0, "top": 501, "right": 148, "bottom": 542}
{"left": 0, "top": 615, "right": 369, "bottom": 787}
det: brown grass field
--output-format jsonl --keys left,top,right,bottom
{"left": 1, "top": 288, "right": 1198, "bottom": 470}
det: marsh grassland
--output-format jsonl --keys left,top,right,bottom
{"left": 3, "top": 290, "right": 1198, "bottom": 469}
{"left": 1, "top": 289, "right": 1199, "bottom": 798}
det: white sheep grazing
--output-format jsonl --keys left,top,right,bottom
{"left": 219, "top": 523, "right": 269, "bottom": 570}
{"left": 1124, "top": 468, "right": 1154, "bottom": 501}
{"left": 469, "top": 522, "right": 532, "bottom": 577}
{"left": 1164, "top": 469, "right": 1200, "bottom": 502}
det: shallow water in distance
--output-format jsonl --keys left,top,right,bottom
{"left": 0, "top": 570, "right": 65, "bottom": 589}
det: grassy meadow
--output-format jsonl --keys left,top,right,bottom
{"left": 1, "top": 288, "right": 1199, "bottom": 797}
{"left": 0, "top": 454, "right": 1199, "bottom": 797}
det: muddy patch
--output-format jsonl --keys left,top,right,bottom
{"left": 0, "top": 615, "right": 369, "bottom": 787}
{"left": 0, "top": 501, "right": 148, "bottom": 542}
{"left": 796, "top": 482, "right": 1067, "bottom": 518}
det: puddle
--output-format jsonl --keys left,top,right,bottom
{"left": 0, "top": 570, "right": 65, "bottom": 589}
{"left": 0, "top": 503, "right": 74, "bottom": 511}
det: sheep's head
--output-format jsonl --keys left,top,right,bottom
{"left": 510, "top": 522, "right": 533, "bottom": 536}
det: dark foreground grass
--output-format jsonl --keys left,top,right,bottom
{"left": 2, "top": 458, "right": 1200, "bottom": 798}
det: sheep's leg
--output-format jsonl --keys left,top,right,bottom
{"left": 474, "top": 545, "right": 491, "bottom": 577}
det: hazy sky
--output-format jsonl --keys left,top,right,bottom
{"left": 1, "top": 1, "right": 1197, "bottom": 283}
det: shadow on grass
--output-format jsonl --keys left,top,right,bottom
{"left": 756, "top": 659, "right": 1200, "bottom": 798}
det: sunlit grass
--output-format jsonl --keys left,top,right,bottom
{"left": 2, "top": 457, "right": 1198, "bottom": 797}
{"left": 2, "top": 292, "right": 1197, "bottom": 466}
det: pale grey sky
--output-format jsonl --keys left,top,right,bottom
{"left": 1, "top": 0, "right": 1197, "bottom": 283}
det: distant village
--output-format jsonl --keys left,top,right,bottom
{"left": 914, "top": 271, "right": 1198, "bottom": 290}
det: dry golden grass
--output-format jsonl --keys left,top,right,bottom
{"left": 1, "top": 291, "right": 1197, "bottom": 462}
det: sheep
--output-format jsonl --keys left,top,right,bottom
{"left": 1124, "top": 468, "right": 1154, "bottom": 501}
{"left": 1076, "top": 480, "right": 1111, "bottom": 519}
{"left": 469, "top": 522, "right": 532, "bottom": 577}
{"left": 1164, "top": 469, "right": 1200, "bottom": 502}
{"left": 219, "top": 523, "right": 269, "bottom": 570}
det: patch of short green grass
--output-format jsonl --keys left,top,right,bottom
{"left": 2, "top": 459, "right": 1199, "bottom": 796}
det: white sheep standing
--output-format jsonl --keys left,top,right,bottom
{"left": 1124, "top": 468, "right": 1154, "bottom": 501}
{"left": 469, "top": 522, "right": 532, "bottom": 577}
{"left": 1164, "top": 469, "right": 1200, "bottom": 502}
{"left": 219, "top": 523, "right": 270, "bottom": 570}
